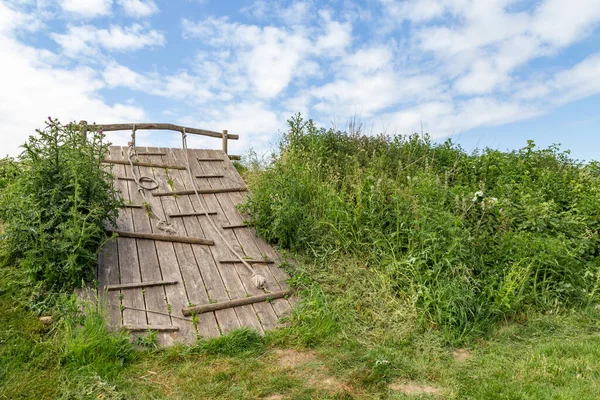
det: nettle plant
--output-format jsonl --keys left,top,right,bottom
{"left": 0, "top": 118, "right": 122, "bottom": 293}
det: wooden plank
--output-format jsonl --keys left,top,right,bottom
{"left": 152, "top": 187, "right": 247, "bottom": 197}
{"left": 87, "top": 123, "right": 239, "bottom": 140}
{"left": 222, "top": 223, "right": 247, "bottom": 229}
{"left": 111, "top": 150, "right": 148, "bottom": 331}
{"left": 98, "top": 147, "right": 125, "bottom": 327}
{"left": 182, "top": 290, "right": 293, "bottom": 316}
{"left": 124, "top": 204, "right": 143, "bottom": 208}
{"left": 169, "top": 211, "right": 218, "bottom": 218}
{"left": 106, "top": 230, "right": 214, "bottom": 246}
{"left": 197, "top": 157, "right": 225, "bottom": 162}
{"left": 124, "top": 325, "right": 179, "bottom": 332}
{"left": 177, "top": 147, "right": 265, "bottom": 335}
{"left": 167, "top": 147, "right": 242, "bottom": 336}
{"left": 102, "top": 159, "right": 186, "bottom": 170}
{"left": 105, "top": 280, "right": 178, "bottom": 291}
{"left": 196, "top": 174, "right": 224, "bottom": 178}
{"left": 145, "top": 147, "right": 199, "bottom": 344}
{"left": 219, "top": 259, "right": 275, "bottom": 264}
{"left": 136, "top": 152, "right": 166, "bottom": 156}
{"left": 129, "top": 147, "right": 177, "bottom": 346}
{"left": 196, "top": 149, "right": 280, "bottom": 331}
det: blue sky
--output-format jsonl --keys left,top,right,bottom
{"left": 1, "top": 0, "right": 600, "bottom": 160}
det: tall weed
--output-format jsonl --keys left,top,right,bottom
{"left": 242, "top": 114, "right": 600, "bottom": 342}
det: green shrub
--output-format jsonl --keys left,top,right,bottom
{"left": 242, "top": 114, "right": 600, "bottom": 342}
{"left": 0, "top": 118, "right": 122, "bottom": 293}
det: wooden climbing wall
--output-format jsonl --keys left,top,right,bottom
{"left": 96, "top": 146, "right": 294, "bottom": 345}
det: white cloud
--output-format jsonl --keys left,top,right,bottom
{"left": 60, "top": 0, "right": 113, "bottom": 18}
{"left": 117, "top": 0, "right": 158, "bottom": 17}
{"left": 51, "top": 24, "right": 165, "bottom": 56}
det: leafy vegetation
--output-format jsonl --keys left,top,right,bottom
{"left": 242, "top": 114, "right": 600, "bottom": 343}
{"left": 0, "top": 118, "right": 122, "bottom": 296}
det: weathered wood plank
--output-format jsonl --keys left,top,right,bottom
{"left": 106, "top": 230, "right": 214, "bottom": 246}
{"left": 145, "top": 147, "right": 199, "bottom": 344}
{"left": 183, "top": 148, "right": 265, "bottom": 335}
{"left": 182, "top": 290, "right": 293, "bottom": 316}
{"left": 112, "top": 154, "right": 148, "bottom": 330}
{"left": 196, "top": 149, "right": 280, "bottom": 331}
{"left": 169, "top": 147, "right": 244, "bottom": 335}
{"left": 196, "top": 174, "right": 224, "bottom": 179}
{"left": 222, "top": 223, "right": 248, "bottom": 229}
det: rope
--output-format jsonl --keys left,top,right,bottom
{"left": 180, "top": 128, "right": 268, "bottom": 290}
{"left": 127, "top": 126, "right": 176, "bottom": 234}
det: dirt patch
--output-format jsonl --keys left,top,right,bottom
{"left": 274, "top": 349, "right": 317, "bottom": 369}
{"left": 389, "top": 382, "right": 443, "bottom": 396}
{"left": 452, "top": 348, "right": 471, "bottom": 361}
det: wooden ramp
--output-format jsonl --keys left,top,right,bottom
{"left": 96, "top": 146, "right": 294, "bottom": 345}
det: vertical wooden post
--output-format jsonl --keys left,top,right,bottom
{"left": 222, "top": 129, "right": 228, "bottom": 154}
{"left": 79, "top": 120, "right": 88, "bottom": 143}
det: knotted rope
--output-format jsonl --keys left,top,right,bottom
{"left": 127, "top": 125, "right": 176, "bottom": 234}
{"left": 180, "top": 128, "right": 268, "bottom": 290}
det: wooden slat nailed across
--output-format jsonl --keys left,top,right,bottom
{"left": 152, "top": 187, "right": 247, "bottom": 197}
{"left": 124, "top": 325, "right": 179, "bottom": 332}
{"left": 219, "top": 259, "right": 275, "bottom": 264}
{"left": 105, "top": 280, "right": 178, "bottom": 291}
{"left": 169, "top": 211, "right": 218, "bottom": 217}
{"left": 102, "top": 159, "right": 186, "bottom": 170}
{"left": 107, "top": 230, "right": 214, "bottom": 246}
{"left": 222, "top": 223, "right": 247, "bottom": 229}
{"left": 182, "top": 290, "right": 293, "bottom": 316}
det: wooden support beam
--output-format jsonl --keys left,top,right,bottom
{"left": 182, "top": 290, "right": 293, "bottom": 316}
{"left": 219, "top": 259, "right": 275, "bottom": 264}
{"left": 124, "top": 325, "right": 179, "bottom": 332}
{"left": 222, "top": 129, "right": 228, "bottom": 154}
{"left": 222, "top": 223, "right": 247, "bottom": 229}
{"left": 196, "top": 174, "right": 224, "bottom": 179}
{"left": 87, "top": 123, "right": 239, "bottom": 140}
{"left": 197, "top": 157, "right": 224, "bottom": 162}
{"left": 228, "top": 155, "right": 241, "bottom": 161}
{"left": 169, "top": 211, "right": 218, "bottom": 218}
{"left": 152, "top": 187, "right": 247, "bottom": 197}
{"left": 102, "top": 159, "right": 186, "bottom": 170}
{"left": 107, "top": 230, "right": 214, "bottom": 246}
{"left": 105, "top": 280, "right": 178, "bottom": 291}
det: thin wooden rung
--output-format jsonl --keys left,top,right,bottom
{"left": 107, "top": 230, "right": 214, "bottom": 245}
{"left": 152, "top": 187, "right": 247, "bottom": 197}
{"left": 117, "top": 176, "right": 135, "bottom": 181}
{"left": 123, "top": 204, "right": 143, "bottom": 208}
{"left": 196, "top": 174, "right": 224, "bottom": 178}
{"left": 219, "top": 259, "right": 275, "bottom": 264}
{"left": 222, "top": 223, "right": 247, "bottom": 229}
{"left": 105, "top": 280, "right": 178, "bottom": 291}
{"left": 124, "top": 325, "right": 179, "bottom": 332}
{"left": 197, "top": 158, "right": 225, "bottom": 162}
{"left": 102, "top": 159, "right": 186, "bottom": 170}
{"left": 182, "top": 290, "right": 293, "bottom": 316}
{"left": 169, "top": 211, "right": 218, "bottom": 217}
{"left": 137, "top": 152, "right": 166, "bottom": 156}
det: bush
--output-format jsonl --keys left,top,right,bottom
{"left": 0, "top": 118, "right": 122, "bottom": 293}
{"left": 242, "top": 114, "right": 600, "bottom": 342}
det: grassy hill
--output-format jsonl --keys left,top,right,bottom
{"left": 1, "top": 116, "right": 600, "bottom": 399}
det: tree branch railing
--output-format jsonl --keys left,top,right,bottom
{"left": 79, "top": 121, "right": 237, "bottom": 155}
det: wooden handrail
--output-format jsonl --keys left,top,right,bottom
{"left": 86, "top": 123, "right": 239, "bottom": 140}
